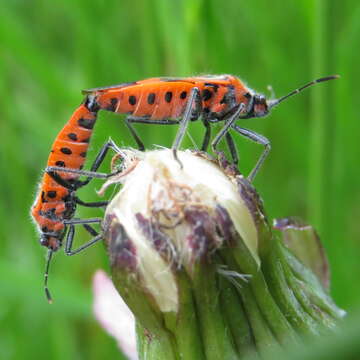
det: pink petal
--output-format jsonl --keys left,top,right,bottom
{"left": 93, "top": 270, "right": 138, "bottom": 360}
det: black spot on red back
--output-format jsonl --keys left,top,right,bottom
{"left": 129, "top": 96, "right": 136, "bottom": 105}
{"left": 202, "top": 89, "right": 213, "bottom": 101}
{"left": 47, "top": 191, "right": 57, "bottom": 199}
{"left": 78, "top": 117, "right": 95, "bottom": 130}
{"left": 61, "top": 147, "right": 72, "bottom": 155}
{"left": 165, "top": 92, "right": 173, "bottom": 103}
{"left": 68, "top": 133, "right": 78, "bottom": 141}
{"left": 107, "top": 98, "right": 118, "bottom": 111}
{"left": 147, "top": 93, "right": 156, "bottom": 105}
{"left": 55, "top": 161, "right": 66, "bottom": 167}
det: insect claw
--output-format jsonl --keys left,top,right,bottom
{"left": 173, "top": 149, "right": 184, "bottom": 170}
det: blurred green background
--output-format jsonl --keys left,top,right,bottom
{"left": 0, "top": 0, "right": 359, "bottom": 359}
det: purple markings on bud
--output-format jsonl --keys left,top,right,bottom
{"left": 236, "top": 176, "right": 267, "bottom": 229}
{"left": 135, "top": 213, "right": 175, "bottom": 262}
{"left": 215, "top": 205, "right": 238, "bottom": 246}
{"left": 103, "top": 214, "right": 137, "bottom": 271}
{"left": 184, "top": 208, "right": 221, "bottom": 261}
{"left": 216, "top": 151, "right": 240, "bottom": 178}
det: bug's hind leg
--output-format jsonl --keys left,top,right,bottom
{"left": 172, "top": 87, "right": 201, "bottom": 167}
{"left": 200, "top": 118, "right": 211, "bottom": 152}
{"left": 63, "top": 218, "right": 103, "bottom": 256}
{"left": 231, "top": 125, "right": 271, "bottom": 182}
{"left": 225, "top": 132, "right": 239, "bottom": 165}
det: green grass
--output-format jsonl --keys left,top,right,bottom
{"left": 0, "top": 0, "right": 359, "bottom": 358}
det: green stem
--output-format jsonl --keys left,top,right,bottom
{"left": 218, "top": 274, "right": 257, "bottom": 357}
{"left": 191, "top": 263, "right": 239, "bottom": 360}
{"left": 222, "top": 234, "right": 298, "bottom": 346}
{"left": 111, "top": 270, "right": 177, "bottom": 360}
{"left": 239, "top": 279, "right": 281, "bottom": 356}
{"left": 220, "top": 250, "right": 283, "bottom": 355}
{"left": 163, "top": 271, "right": 206, "bottom": 360}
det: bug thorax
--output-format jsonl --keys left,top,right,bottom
{"left": 62, "top": 190, "right": 78, "bottom": 219}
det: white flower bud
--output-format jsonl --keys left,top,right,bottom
{"left": 103, "top": 149, "right": 260, "bottom": 314}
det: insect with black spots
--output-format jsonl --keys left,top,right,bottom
{"left": 31, "top": 74, "right": 338, "bottom": 301}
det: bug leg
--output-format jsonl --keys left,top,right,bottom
{"left": 75, "top": 197, "right": 109, "bottom": 208}
{"left": 172, "top": 87, "right": 201, "bottom": 167}
{"left": 64, "top": 218, "right": 103, "bottom": 256}
{"left": 43, "top": 221, "right": 101, "bottom": 302}
{"left": 201, "top": 118, "right": 211, "bottom": 151}
{"left": 46, "top": 167, "right": 109, "bottom": 182}
{"left": 45, "top": 139, "right": 121, "bottom": 189}
{"left": 83, "top": 224, "right": 99, "bottom": 236}
{"left": 46, "top": 170, "right": 75, "bottom": 190}
{"left": 77, "top": 139, "right": 121, "bottom": 187}
{"left": 231, "top": 125, "right": 271, "bottom": 182}
{"left": 211, "top": 103, "right": 245, "bottom": 156}
{"left": 225, "top": 132, "right": 239, "bottom": 165}
{"left": 64, "top": 218, "right": 102, "bottom": 226}
{"left": 125, "top": 118, "right": 145, "bottom": 151}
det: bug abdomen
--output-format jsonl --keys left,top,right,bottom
{"left": 48, "top": 104, "right": 97, "bottom": 175}
{"left": 95, "top": 82, "right": 196, "bottom": 121}
{"left": 31, "top": 104, "right": 98, "bottom": 238}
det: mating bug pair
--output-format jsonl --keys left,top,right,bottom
{"left": 30, "top": 74, "right": 339, "bottom": 301}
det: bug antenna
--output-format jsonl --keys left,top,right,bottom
{"left": 44, "top": 249, "right": 54, "bottom": 304}
{"left": 267, "top": 75, "right": 340, "bottom": 109}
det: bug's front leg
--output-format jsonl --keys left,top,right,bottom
{"left": 231, "top": 125, "right": 271, "bottom": 182}
{"left": 211, "top": 103, "right": 246, "bottom": 156}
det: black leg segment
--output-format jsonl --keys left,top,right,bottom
{"left": 211, "top": 103, "right": 245, "bottom": 155}
{"left": 225, "top": 132, "right": 239, "bottom": 165}
{"left": 125, "top": 118, "right": 145, "bottom": 151}
{"left": 172, "top": 87, "right": 201, "bottom": 166}
{"left": 232, "top": 125, "right": 271, "bottom": 182}
{"left": 201, "top": 118, "right": 212, "bottom": 151}
{"left": 64, "top": 218, "right": 103, "bottom": 256}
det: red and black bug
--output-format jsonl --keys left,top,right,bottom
{"left": 31, "top": 73, "right": 338, "bottom": 301}
{"left": 31, "top": 102, "right": 120, "bottom": 302}
{"left": 82, "top": 74, "right": 339, "bottom": 180}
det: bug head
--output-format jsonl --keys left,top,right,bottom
{"left": 252, "top": 93, "right": 269, "bottom": 117}
{"left": 266, "top": 75, "right": 340, "bottom": 111}
{"left": 39, "top": 231, "right": 63, "bottom": 252}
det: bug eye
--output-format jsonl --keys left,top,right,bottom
{"left": 258, "top": 95, "right": 266, "bottom": 104}
{"left": 40, "top": 236, "right": 49, "bottom": 246}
